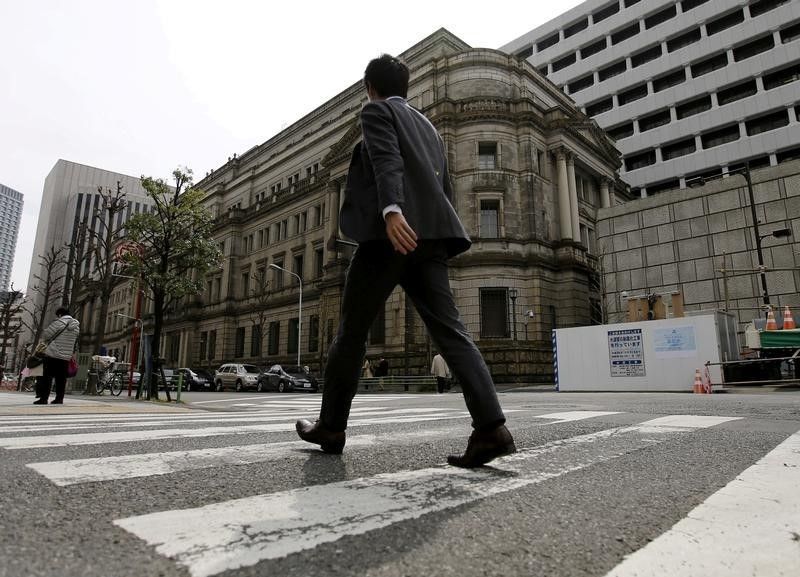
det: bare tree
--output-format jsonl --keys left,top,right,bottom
{"left": 0, "top": 286, "right": 25, "bottom": 381}
{"left": 26, "top": 245, "right": 67, "bottom": 347}
{"left": 249, "top": 270, "right": 272, "bottom": 360}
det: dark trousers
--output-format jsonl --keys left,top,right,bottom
{"left": 320, "top": 241, "right": 505, "bottom": 432}
{"left": 40, "top": 357, "right": 68, "bottom": 402}
{"left": 436, "top": 377, "right": 448, "bottom": 394}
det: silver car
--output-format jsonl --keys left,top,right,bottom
{"left": 214, "top": 363, "right": 261, "bottom": 392}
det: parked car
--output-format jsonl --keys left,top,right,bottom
{"left": 176, "top": 367, "right": 214, "bottom": 391}
{"left": 161, "top": 368, "right": 175, "bottom": 389}
{"left": 258, "top": 364, "right": 319, "bottom": 393}
{"left": 214, "top": 363, "right": 261, "bottom": 391}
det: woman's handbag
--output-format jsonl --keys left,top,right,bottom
{"left": 25, "top": 343, "right": 47, "bottom": 369}
{"left": 67, "top": 356, "right": 79, "bottom": 378}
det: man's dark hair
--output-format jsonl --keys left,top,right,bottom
{"left": 364, "top": 54, "right": 409, "bottom": 98}
{"left": 55, "top": 306, "right": 69, "bottom": 317}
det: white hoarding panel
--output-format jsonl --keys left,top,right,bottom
{"left": 554, "top": 314, "right": 725, "bottom": 392}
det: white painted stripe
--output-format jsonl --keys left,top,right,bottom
{"left": 534, "top": 411, "right": 621, "bottom": 423}
{"left": 0, "top": 413, "right": 468, "bottom": 449}
{"left": 189, "top": 394, "right": 425, "bottom": 405}
{"left": 0, "top": 407, "right": 458, "bottom": 433}
{"left": 114, "top": 415, "right": 733, "bottom": 577}
{"left": 604, "top": 429, "right": 800, "bottom": 577}
{"left": 27, "top": 427, "right": 463, "bottom": 486}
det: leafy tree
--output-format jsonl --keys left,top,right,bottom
{"left": 0, "top": 286, "right": 25, "bottom": 382}
{"left": 249, "top": 270, "right": 272, "bottom": 359}
{"left": 123, "top": 168, "right": 221, "bottom": 399}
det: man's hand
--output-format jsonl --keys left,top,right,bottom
{"left": 385, "top": 212, "right": 418, "bottom": 254}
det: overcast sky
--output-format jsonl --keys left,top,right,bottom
{"left": 0, "top": 0, "right": 584, "bottom": 290}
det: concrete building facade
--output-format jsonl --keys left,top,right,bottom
{"left": 148, "top": 30, "right": 627, "bottom": 383}
{"left": 0, "top": 183, "right": 23, "bottom": 292}
{"left": 596, "top": 159, "right": 800, "bottom": 331}
{"left": 502, "top": 0, "right": 800, "bottom": 197}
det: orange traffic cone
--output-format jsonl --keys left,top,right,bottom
{"left": 782, "top": 306, "right": 796, "bottom": 330}
{"left": 765, "top": 308, "right": 778, "bottom": 330}
{"left": 693, "top": 369, "right": 703, "bottom": 394}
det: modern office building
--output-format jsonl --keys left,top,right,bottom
{"left": 502, "top": 0, "right": 800, "bottom": 197}
{"left": 0, "top": 183, "right": 23, "bottom": 292}
{"left": 146, "top": 29, "right": 627, "bottom": 382}
{"left": 23, "top": 160, "right": 154, "bottom": 350}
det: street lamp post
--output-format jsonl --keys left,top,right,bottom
{"left": 270, "top": 264, "right": 302, "bottom": 366}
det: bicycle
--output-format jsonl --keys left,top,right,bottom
{"left": 90, "top": 355, "right": 123, "bottom": 396}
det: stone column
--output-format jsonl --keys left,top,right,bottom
{"left": 556, "top": 150, "right": 573, "bottom": 240}
{"left": 566, "top": 153, "right": 580, "bottom": 243}
{"left": 600, "top": 178, "right": 611, "bottom": 208}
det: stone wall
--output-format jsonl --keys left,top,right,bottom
{"left": 597, "top": 159, "right": 800, "bottom": 331}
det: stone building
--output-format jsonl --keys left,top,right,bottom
{"left": 597, "top": 159, "right": 800, "bottom": 331}
{"left": 158, "top": 29, "right": 626, "bottom": 383}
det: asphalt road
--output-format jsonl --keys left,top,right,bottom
{"left": 0, "top": 389, "right": 798, "bottom": 577}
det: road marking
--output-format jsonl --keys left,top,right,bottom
{"left": 0, "top": 413, "right": 468, "bottom": 449}
{"left": 190, "top": 394, "right": 426, "bottom": 405}
{"left": 534, "top": 411, "right": 621, "bottom": 424}
{"left": 114, "top": 415, "right": 740, "bottom": 577}
{"left": 604, "top": 429, "right": 800, "bottom": 577}
{"left": 26, "top": 427, "right": 463, "bottom": 486}
{"left": 0, "top": 407, "right": 454, "bottom": 433}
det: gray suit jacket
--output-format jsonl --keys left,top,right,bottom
{"left": 340, "top": 98, "right": 471, "bottom": 258}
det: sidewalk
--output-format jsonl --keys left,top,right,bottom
{"left": 0, "top": 391, "right": 196, "bottom": 416}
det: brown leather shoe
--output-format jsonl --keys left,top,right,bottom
{"left": 295, "top": 419, "right": 346, "bottom": 454}
{"left": 447, "top": 424, "right": 517, "bottom": 468}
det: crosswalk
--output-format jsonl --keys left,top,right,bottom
{"left": 1, "top": 397, "right": 798, "bottom": 577}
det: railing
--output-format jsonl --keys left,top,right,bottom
{"left": 358, "top": 375, "right": 437, "bottom": 392}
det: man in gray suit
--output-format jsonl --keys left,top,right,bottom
{"left": 297, "top": 54, "right": 516, "bottom": 467}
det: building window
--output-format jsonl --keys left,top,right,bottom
{"left": 293, "top": 215, "right": 300, "bottom": 236}
{"left": 667, "top": 28, "right": 701, "bottom": 52}
{"left": 516, "top": 45, "right": 534, "bottom": 59}
{"left": 268, "top": 322, "right": 280, "bottom": 355}
{"left": 691, "top": 53, "right": 728, "bottom": 78}
{"left": 647, "top": 179, "right": 681, "bottom": 195}
{"left": 251, "top": 325, "right": 262, "bottom": 357}
{"left": 564, "top": 18, "right": 589, "bottom": 39}
{"left": 293, "top": 254, "right": 304, "bottom": 283}
{"left": 749, "top": 0, "right": 789, "bottom": 18}
{"left": 480, "top": 288, "right": 509, "bottom": 338}
{"left": 314, "top": 248, "right": 324, "bottom": 278}
{"left": 681, "top": 0, "right": 710, "bottom": 10}
{"left": 611, "top": 22, "right": 640, "bottom": 45}
{"left": 661, "top": 138, "right": 697, "bottom": 160}
{"left": 745, "top": 109, "right": 790, "bottom": 136}
{"left": 717, "top": 79, "right": 758, "bottom": 105}
{"left": 729, "top": 156, "right": 771, "bottom": 173}
{"left": 234, "top": 327, "right": 245, "bottom": 358}
{"left": 701, "top": 125, "right": 741, "bottom": 149}
{"left": 580, "top": 38, "right": 607, "bottom": 59}
{"left": 287, "top": 318, "right": 299, "bottom": 355}
{"left": 638, "top": 109, "right": 671, "bottom": 132}
{"left": 308, "top": 315, "right": 319, "bottom": 352}
{"left": 480, "top": 199, "right": 500, "bottom": 238}
{"left": 645, "top": 4, "right": 677, "bottom": 29}
{"left": 241, "top": 272, "right": 250, "bottom": 297}
{"left": 624, "top": 150, "right": 657, "bottom": 171}
{"left": 780, "top": 21, "right": 800, "bottom": 44}
{"left": 598, "top": 61, "right": 626, "bottom": 82}
{"left": 478, "top": 142, "right": 497, "bottom": 170}
{"left": 536, "top": 32, "right": 559, "bottom": 52}
{"left": 653, "top": 69, "right": 686, "bottom": 92}
{"left": 733, "top": 34, "right": 775, "bottom": 62}
{"left": 777, "top": 146, "right": 800, "bottom": 163}
{"left": 568, "top": 74, "right": 595, "bottom": 93}
{"left": 618, "top": 83, "right": 648, "bottom": 106}
{"left": 369, "top": 307, "right": 385, "bottom": 345}
{"left": 676, "top": 95, "right": 712, "bottom": 119}
{"left": 706, "top": 9, "right": 744, "bottom": 36}
{"left": 607, "top": 122, "right": 634, "bottom": 141}
{"left": 552, "top": 52, "right": 577, "bottom": 72}
{"left": 586, "top": 97, "right": 614, "bottom": 116}
{"left": 763, "top": 63, "right": 800, "bottom": 89}
{"left": 208, "top": 330, "right": 216, "bottom": 360}
{"left": 199, "top": 331, "right": 207, "bottom": 361}
{"left": 631, "top": 44, "right": 662, "bottom": 68}
{"left": 593, "top": 2, "right": 620, "bottom": 24}
{"left": 273, "top": 260, "right": 284, "bottom": 289}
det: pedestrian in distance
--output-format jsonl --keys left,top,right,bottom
{"left": 33, "top": 306, "right": 80, "bottom": 405}
{"left": 296, "top": 54, "right": 516, "bottom": 467}
{"left": 431, "top": 353, "right": 450, "bottom": 394}
{"left": 362, "top": 357, "right": 374, "bottom": 379}
{"left": 375, "top": 356, "right": 388, "bottom": 378}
